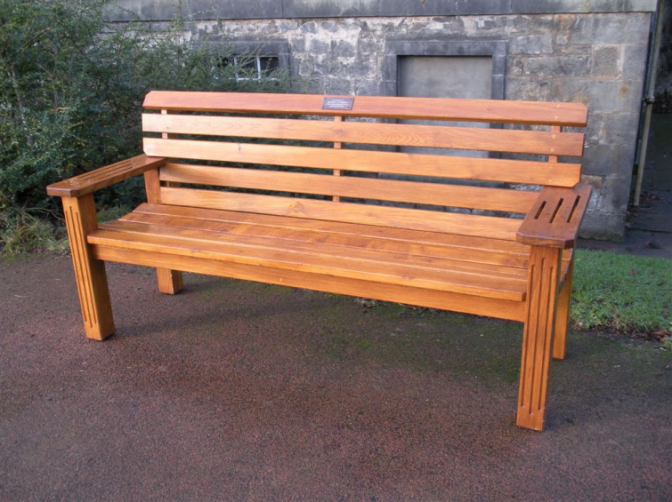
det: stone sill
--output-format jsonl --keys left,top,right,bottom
{"left": 105, "top": 0, "right": 657, "bottom": 23}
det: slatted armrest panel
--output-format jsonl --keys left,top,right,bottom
{"left": 516, "top": 184, "right": 592, "bottom": 249}
{"left": 46, "top": 155, "right": 167, "bottom": 198}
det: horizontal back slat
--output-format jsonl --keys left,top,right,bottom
{"left": 160, "top": 187, "right": 522, "bottom": 241}
{"left": 143, "top": 138, "right": 582, "bottom": 187}
{"left": 143, "top": 91, "right": 588, "bottom": 126}
{"left": 160, "top": 163, "right": 538, "bottom": 214}
{"left": 143, "top": 113, "right": 584, "bottom": 156}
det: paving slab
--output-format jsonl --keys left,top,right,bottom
{"left": 1, "top": 255, "right": 671, "bottom": 501}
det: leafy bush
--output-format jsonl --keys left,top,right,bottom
{"left": 0, "top": 0, "right": 298, "bottom": 249}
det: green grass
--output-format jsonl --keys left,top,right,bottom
{"left": 571, "top": 249, "right": 672, "bottom": 334}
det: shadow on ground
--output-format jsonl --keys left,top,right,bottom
{"left": 1, "top": 256, "right": 671, "bottom": 501}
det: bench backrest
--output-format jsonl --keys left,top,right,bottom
{"left": 141, "top": 91, "right": 587, "bottom": 242}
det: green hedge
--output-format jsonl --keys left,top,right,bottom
{"left": 0, "top": 0, "right": 298, "bottom": 228}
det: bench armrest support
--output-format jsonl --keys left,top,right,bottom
{"left": 516, "top": 183, "right": 592, "bottom": 249}
{"left": 46, "top": 155, "right": 167, "bottom": 198}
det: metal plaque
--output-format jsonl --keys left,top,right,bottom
{"left": 321, "top": 97, "right": 354, "bottom": 111}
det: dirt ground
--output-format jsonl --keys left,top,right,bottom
{"left": 1, "top": 254, "right": 671, "bottom": 501}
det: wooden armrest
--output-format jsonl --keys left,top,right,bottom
{"left": 517, "top": 183, "right": 592, "bottom": 249}
{"left": 46, "top": 155, "right": 167, "bottom": 198}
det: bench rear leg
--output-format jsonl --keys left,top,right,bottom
{"left": 62, "top": 195, "right": 115, "bottom": 340}
{"left": 143, "top": 169, "right": 183, "bottom": 295}
{"left": 156, "top": 269, "right": 183, "bottom": 294}
{"left": 517, "top": 246, "right": 561, "bottom": 431}
{"left": 553, "top": 256, "right": 574, "bottom": 360}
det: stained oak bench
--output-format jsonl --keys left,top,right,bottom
{"left": 47, "top": 91, "right": 590, "bottom": 431}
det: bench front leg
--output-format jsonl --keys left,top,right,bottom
{"left": 517, "top": 245, "right": 561, "bottom": 431}
{"left": 143, "top": 169, "right": 183, "bottom": 294}
{"left": 62, "top": 195, "right": 115, "bottom": 340}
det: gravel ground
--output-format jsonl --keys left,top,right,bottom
{"left": 1, "top": 255, "right": 671, "bottom": 501}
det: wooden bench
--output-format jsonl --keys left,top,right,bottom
{"left": 47, "top": 91, "right": 590, "bottom": 431}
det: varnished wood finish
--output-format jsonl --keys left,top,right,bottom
{"left": 517, "top": 184, "right": 592, "bottom": 249}
{"left": 333, "top": 116, "right": 343, "bottom": 202}
{"left": 553, "top": 254, "right": 574, "bottom": 360}
{"left": 143, "top": 91, "right": 588, "bottom": 126}
{"left": 143, "top": 138, "right": 582, "bottom": 187}
{"left": 517, "top": 246, "right": 561, "bottom": 431}
{"left": 130, "top": 203, "right": 532, "bottom": 264}
{"left": 144, "top": 169, "right": 183, "bottom": 294}
{"left": 159, "top": 187, "right": 522, "bottom": 241}
{"left": 89, "top": 224, "right": 527, "bottom": 301}
{"left": 47, "top": 155, "right": 166, "bottom": 197}
{"left": 62, "top": 195, "right": 115, "bottom": 340}
{"left": 47, "top": 91, "right": 592, "bottom": 432}
{"left": 93, "top": 246, "right": 526, "bottom": 322}
{"left": 160, "top": 163, "right": 538, "bottom": 213}
{"left": 142, "top": 113, "right": 585, "bottom": 156}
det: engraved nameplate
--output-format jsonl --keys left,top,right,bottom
{"left": 322, "top": 97, "right": 354, "bottom": 111}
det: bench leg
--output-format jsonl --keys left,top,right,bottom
{"left": 553, "top": 256, "right": 574, "bottom": 360}
{"left": 62, "top": 195, "right": 115, "bottom": 340}
{"left": 143, "top": 169, "right": 184, "bottom": 294}
{"left": 156, "top": 269, "right": 183, "bottom": 294}
{"left": 517, "top": 246, "right": 561, "bottom": 431}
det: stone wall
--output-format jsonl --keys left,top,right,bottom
{"left": 107, "top": 2, "right": 657, "bottom": 240}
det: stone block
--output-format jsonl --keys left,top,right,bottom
{"left": 579, "top": 210, "right": 626, "bottom": 241}
{"left": 525, "top": 56, "right": 592, "bottom": 77}
{"left": 622, "top": 43, "right": 650, "bottom": 80}
{"left": 505, "top": 77, "right": 553, "bottom": 101}
{"left": 583, "top": 142, "right": 637, "bottom": 177}
{"left": 308, "top": 38, "right": 330, "bottom": 55}
{"left": 592, "top": 46, "right": 622, "bottom": 78}
{"left": 591, "top": 13, "right": 652, "bottom": 45}
{"left": 510, "top": 34, "right": 553, "bottom": 55}
{"left": 332, "top": 39, "right": 356, "bottom": 58}
{"left": 597, "top": 176, "right": 632, "bottom": 214}
{"left": 588, "top": 80, "right": 645, "bottom": 113}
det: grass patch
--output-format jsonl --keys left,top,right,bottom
{"left": 0, "top": 212, "right": 68, "bottom": 255}
{"left": 571, "top": 249, "right": 672, "bottom": 335}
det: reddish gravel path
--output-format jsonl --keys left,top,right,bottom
{"left": 1, "top": 255, "right": 671, "bottom": 501}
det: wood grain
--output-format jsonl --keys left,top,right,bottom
{"left": 62, "top": 195, "right": 115, "bottom": 340}
{"left": 89, "top": 225, "right": 527, "bottom": 300}
{"left": 553, "top": 253, "right": 573, "bottom": 360}
{"left": 143, "top": 138, "right": 582, "bottom": 187}
{"left": 159, "top": 187, "right": 523, "bottom": 241}
{"left": 517, "top": 184, "right": 592, "bottom": 248}
{"left": 143, "top": 168, "right": 183, "bottom": 294}
{"left": 47, "top": 155, "right": 166, "bottom": 198}
{"left": 159, "top": 163, "right": 538, "bottom": 214}
{"left": 143, "top": 91, "right": 588, "bottom": 127}
{"left": 132, "top": 202, "right": 532, "bottom": 258}
{"left": 142, "top": 113, "right": 585, "bottom": 156}
{"left": 93, "top": 246, "right": 527, "bottom": 322}
{"left": 517, "top": 246, "right": 561, "bottom": 431}
{"left": 102, "top": 218, "right": 528, "bottom": 280}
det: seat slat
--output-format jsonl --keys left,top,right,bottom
{"left": 159, "top": 163, "right": 538, "bottom": 214}
{"left": 143, "top": 113, "right": 584, "bottom": 156}
{"left": 159, "top": 187, "right": 523, "bottom": 241}
{"left": 133, "top": 203, "right": 532, "bottom": 255}
{"left": 121, "top": 205, "right": 574, "bottom": 281}
{"left": 101, "top": 219, "right": 528, "bottom": 281}
{"left": 93, "top": 246, "right": 527, "bottom": 322}
{"left": 89, "top": 226, "right": 526, "bottom": 301}
{"left": 143, "top": 138, "right": 582, "bottom": 187}
{"left": 123, "top": 207, "right": 530, "bottom": 268}
{"left": 143, "top": 91, "right": 588, "bottom": 127}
